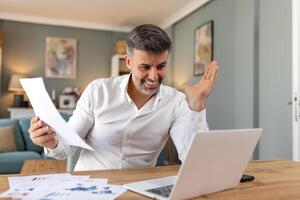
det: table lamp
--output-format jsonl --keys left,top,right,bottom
{"left": 8, "top": 74, "right": 26, "bottom": 107}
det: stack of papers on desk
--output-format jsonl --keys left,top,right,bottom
{"left": 0, "top": 173, "right": 126, "bottom": 200}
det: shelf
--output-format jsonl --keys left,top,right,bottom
{"left": 111, "top": 54, "right": 130, "bottom": 76}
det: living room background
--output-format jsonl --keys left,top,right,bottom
{"left": 0, "top": 0, "right": 294, "bottom": 161}
{"left": 0, "top": 20, "right": 127, "bottom": 117}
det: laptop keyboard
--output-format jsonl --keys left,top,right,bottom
{"left": 146, "top": 184, "right": 173, "bottom": 198}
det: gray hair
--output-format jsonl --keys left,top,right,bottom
{"left": 126, "top": 24, "right": 172, "bottom": 56}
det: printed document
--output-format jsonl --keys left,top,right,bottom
{"left": 20, "top": 77, "right": 94, "bottom": 151}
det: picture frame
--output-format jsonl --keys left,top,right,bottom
{"left": 59, "top": 95, "right": 76, "bottom": 109}
{"left": 45, "top": 37, "right": 77, "bottom": 79}
{"left": 194, "top": 20, "right": 214, "bottom": 76}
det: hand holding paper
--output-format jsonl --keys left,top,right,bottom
{"left": 20, "top": 77, "right": 94, "bottom": 151}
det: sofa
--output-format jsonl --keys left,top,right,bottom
{"left": 0, "top": 112, "right": 177, "bottom": 174}
{"left": 0, "top": 113, "right": 70, "bottom": 174}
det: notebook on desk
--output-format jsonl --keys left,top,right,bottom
{"left": 124, "top": 128, "right": 262, "bottom": 200}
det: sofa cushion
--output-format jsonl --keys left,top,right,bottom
{"left": 0, "top": 151, "right": 43, "bottom": 174}
{"left": 19, "top": 118, "right": 43, "bottom": 153}
{"left": 0, "top": 119, "right": 25, "bottom": 151}
{"left": 0, "top": 125, "right": 17, "bottom": 152}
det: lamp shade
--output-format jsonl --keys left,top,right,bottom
{"left": 8, "top": 74, "right": 25, "bottom": 92}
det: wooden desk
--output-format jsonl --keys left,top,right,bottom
{"left": 20, "top": 160, "right": 67, "bottom": 174}
{"left": 1, "top": 160, "right": 300, "bottom": 199}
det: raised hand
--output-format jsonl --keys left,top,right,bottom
{"left": 183, "top": 61, "right": 219, "bottom": 112}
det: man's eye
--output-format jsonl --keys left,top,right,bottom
{"left": 157, "top": 65, "right": 166, "bottom": 70}
{"left": 140, "top": 65, "right": 150, "bottom": 70}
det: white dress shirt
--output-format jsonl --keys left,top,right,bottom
{"left": 45, "top": 74, "right": 209, "bottom": 171}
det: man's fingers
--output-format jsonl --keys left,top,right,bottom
{"left": 211, "top": 60, "right": 218, "bottom": 66}
{"left": 29, "top": 119, "right": 49, "bottom": 133}
{"left": 206, "top": 61, "right": 219, "bottom": 81}
{"left": 29, "top": 120, "right": 43, "bottom": 133}
{"left": 203, "top": 64, "right": 212, "bottom": 80}
{"left": 33, "top": 133, "right": 56, "bottom": 146}
{"left": 30, "top": 126, "right": 51, "bottom": 139}
{"left": 209, "top": 64, "right": 219, "bottom": 83}
{"left": 204, "top": 60, "right": 217, "bottom": 79}
{"left": 30, "top": 116, "right": 39, "bottom": 126}
{"left": 28, "top": 116, "right": 58, "bottom": 148}
{"left": 47, "top": 127, "right": 55, "bottom": 134}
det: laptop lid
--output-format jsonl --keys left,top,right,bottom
{"left": 124, "top": 129, "right": 262, "bottom": 200}
{"left": 170, "top": 128, "right": 262, "bottom": 199}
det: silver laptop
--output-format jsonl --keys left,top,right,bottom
{"left": 124, "top": 129, "right": 262, "bottom": 200}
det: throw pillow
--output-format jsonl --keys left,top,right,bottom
{"left": 0, "top": 118, "right": 25, "bottom": 151}
{"left": 0, "top": 125, "right": 17, "bottom": 152}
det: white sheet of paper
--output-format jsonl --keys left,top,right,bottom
{"left": 20, "top": 77, "right": 94, "bottom": 151}
{"left": 8, "top": 174, "right": 91, "bottom": 188}
{"left": 2, "top": 174, "right": 110, "bottom": 200}
{"left": 22, "top": 183, "right": 126, "bottom": 200}
{"left": 0, "top": 187, "right": 35, "bottom": 199}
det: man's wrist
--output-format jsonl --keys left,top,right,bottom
{"left": 199, "top": 104, "right": 206, "bottom": 111}
{"left": 189, "top": 99, "right": 206, "bottom": 112}
{"left": 48, "top": 140, "right": 58, "bottom": 149}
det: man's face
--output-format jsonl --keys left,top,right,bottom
{"left": 125, "top": 49, "right": 169, "bottom": 96}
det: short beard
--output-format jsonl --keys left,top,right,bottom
{"left": 132, "top": 73, "right": 162, "bottom": 96}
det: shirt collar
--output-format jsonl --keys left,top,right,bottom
{"left": 120, "top": 73, "right": 132, "bottom": 103}
{"left": 153, "top": 85, "right": 162, "bottom": 107}
{"left": 120, "top": 73, "right": 131, "bottom": 91}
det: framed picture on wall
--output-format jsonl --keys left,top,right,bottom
{"left": 45, "top": 37, "right": 77, "bottom": 79}
{"left": 194, "top": 20, "right": 214, "bottom": 76}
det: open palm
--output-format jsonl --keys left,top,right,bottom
{"left": 183, "top": 61, "right": 219, "bottom": 111}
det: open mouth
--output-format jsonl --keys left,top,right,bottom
{"left": 144, "top": 80, "right": 159, "bottom": 88}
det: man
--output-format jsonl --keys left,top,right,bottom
{"left": 28, "top": 24, "right": 218, "bottom": 171}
